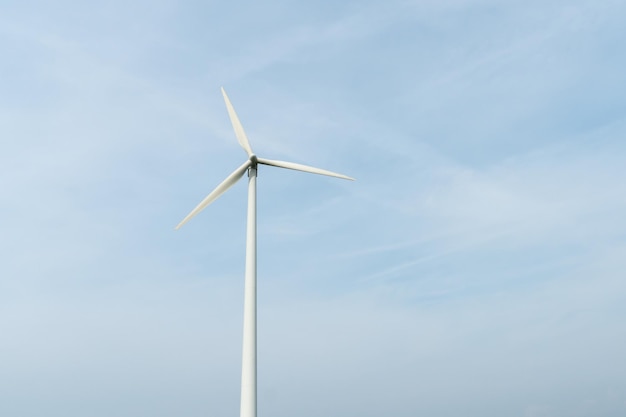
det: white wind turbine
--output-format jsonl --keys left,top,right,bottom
{"left": 176, "top": 88, "right": 353, "bottom": 417}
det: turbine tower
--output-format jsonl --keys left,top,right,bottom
{"left": 176, "top": 88, "right": 353, "bottom": 417}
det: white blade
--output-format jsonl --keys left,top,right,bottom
{"left": 175, "top": 160, "right": 252, "bottom": 230}
{"left": 257, "top": 157, "right": 354, "bottom": 181}
{"left": 221, "top": 87, "right": 253, "bottom": 156}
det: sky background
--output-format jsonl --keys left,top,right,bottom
{"left": 1, "top": 0, "right": 626, "bottom": 416}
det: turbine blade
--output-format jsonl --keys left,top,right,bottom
{"left": 257, "top": 157, "right": 354, "bottom": 181}
{"left": 175, "top": 160, "right": 252, "bottom": 230}
{"left": 221, "top": 87, "right": 253, "bottom": 156}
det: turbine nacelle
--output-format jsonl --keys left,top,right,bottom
{"left": 249, "top": 154, "right": 258, "bottom": 166}
{"left": 175, "top": 88, "right": 354, "bottom": 230}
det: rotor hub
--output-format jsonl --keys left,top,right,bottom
{"left": 249, "top": 154, "right": 258, "bottom": 166}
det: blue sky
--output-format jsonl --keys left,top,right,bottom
{"left": 1, "top": 0, "right": 626, "bottom": 416}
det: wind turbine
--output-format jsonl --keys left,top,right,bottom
{"left": 175, "top": 88, "right": 353, "bottom": 417}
